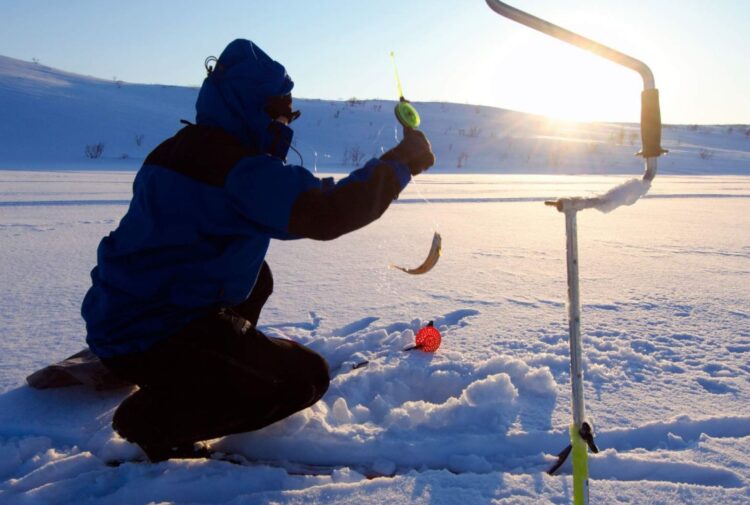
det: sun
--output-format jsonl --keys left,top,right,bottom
{"left": 481, "top": 32, "right": 642, "bottom": 123}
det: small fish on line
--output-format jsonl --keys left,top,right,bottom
{"left": 390, "top": 231, "right": 442, "bottom": 275}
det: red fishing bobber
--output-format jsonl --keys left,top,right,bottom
{"left": 405, "top": 321, "right": 442, "bottom": 352}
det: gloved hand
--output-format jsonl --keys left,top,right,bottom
{"left": 381, "top": 128, "right": 435, "bottom": 176}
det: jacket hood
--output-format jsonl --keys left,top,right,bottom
{"left": 195, "top": 39, "right": 294, "bottom": 154}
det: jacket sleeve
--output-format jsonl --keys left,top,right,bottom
{"left": 225, "top": 156, "right": 411, "bottom": 240}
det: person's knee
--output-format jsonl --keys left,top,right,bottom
{"left": 284, "top": 345, "right": 330, "bottom": 407}
{"left": 112, "top": 390, "right": 156, "bottom": 443}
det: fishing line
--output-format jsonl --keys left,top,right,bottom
{"left": 389, "top": 52, "right": 441, "bottom": 245}
{"left": 381, "top": 52, "right": 444, "bottom": 358}
{"left": 288, "top": 143, "right": 304, "bottom": 166}
{"left": 338, "top": 52, "right": 446, "bottom": 374}
{"left": 409, "top": 174, "right": 440, "bottom": 231}
{"left": 287, "top": 136, "right": 330, "bottom": 174}
{"left": 390, "top": 51, "right": 405, "bottom": 99}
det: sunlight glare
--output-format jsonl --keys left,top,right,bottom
{"left": 481, "top": 31, "right": 642, "bottom": 123}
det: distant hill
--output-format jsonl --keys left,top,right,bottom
{"left": 1, "top": 55, "right": 748, "bottom": 174}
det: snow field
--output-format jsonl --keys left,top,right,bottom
{"left": 1, "top": 171, "right": 750, "bottom": 504}
{"left": 2, "top": 42, "right": 750, "bottom": 505}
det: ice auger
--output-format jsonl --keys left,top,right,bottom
{"left": 485, "top": 2, "right": 666, "bottom": 504}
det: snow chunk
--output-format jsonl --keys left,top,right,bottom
{"left": 8, "top": 450, "right": 99, "bottom": 493}
{"left": 448, "top": 454, "right": 493, "bottom": 474}
{"left": 0, "top": 436, "right": 51, "bottom": 480}
{"left": 330, "top": 397, "right": 354, "bottom": 425}
{"left": 462, "top": 373, "right": 518, "bottom": 407}
{"left": 476, "top": 356, "right": 557, "bottom": 397}
{"left": 371, "top": 458, "right": 397, "bottom": 476}
{"left": 595, "top": 178, "right": 651, "bottom": 213}
{"left": 385, "top": 373, "right": 519, "bottom": 432}
{"left": 516, "top": 367, "right": 556, "bottom": 396}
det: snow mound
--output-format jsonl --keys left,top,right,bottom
{"left": 211, "top": 313, "right": 557, "bottom": 471}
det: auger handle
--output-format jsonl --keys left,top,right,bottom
{"left": 485, "top": 0, "right": 664, "bottom": 181}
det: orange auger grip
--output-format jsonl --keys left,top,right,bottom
{"left": 638, "top": 88, "right": 667, "bottom": 159}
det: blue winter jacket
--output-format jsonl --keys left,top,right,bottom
{"left": 82, "top": 40, "right": 411, "bottom": 358}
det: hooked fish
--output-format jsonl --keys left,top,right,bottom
{"left": 390, "top": 231, "right": 442, "bottom": 275}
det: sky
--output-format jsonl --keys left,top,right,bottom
{"left": 2, "top": 0, "right": 748, "bottom": 125}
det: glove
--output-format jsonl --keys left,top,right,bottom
{"left": 381, "top": 128, "right": 435, "bottom": 176}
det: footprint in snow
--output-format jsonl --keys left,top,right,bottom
{"left": 696, "top": 377, "right": 738, "bottom": 395}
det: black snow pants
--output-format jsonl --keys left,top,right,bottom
{"left": 101, "top": 262, "right": 330, "bottom": 461}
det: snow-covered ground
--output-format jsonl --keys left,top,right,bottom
{"left": 2, "top": 48, "right": 750, "bottom": 504}
{"left": 1, "top": 170, "right": 749, "bottom": 504}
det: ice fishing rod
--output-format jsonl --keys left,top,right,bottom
{"left": 388, "top": 52, "right": 442, "bottom": 276}
{"left": 390, "top": 51, "right": 421, "bottom": 129}
{"left": 485, "top": 2, "right": 665, "bottom": 505}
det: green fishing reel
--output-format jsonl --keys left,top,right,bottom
{"left": 395, "top": 97, "right": 421, "bottom": 129}
{"left": 390, "top": 51, "right": 421, "bottom": 129}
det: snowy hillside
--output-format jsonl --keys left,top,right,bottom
{"left": 1, "top": 54, "right": 749, "bottom": 174}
